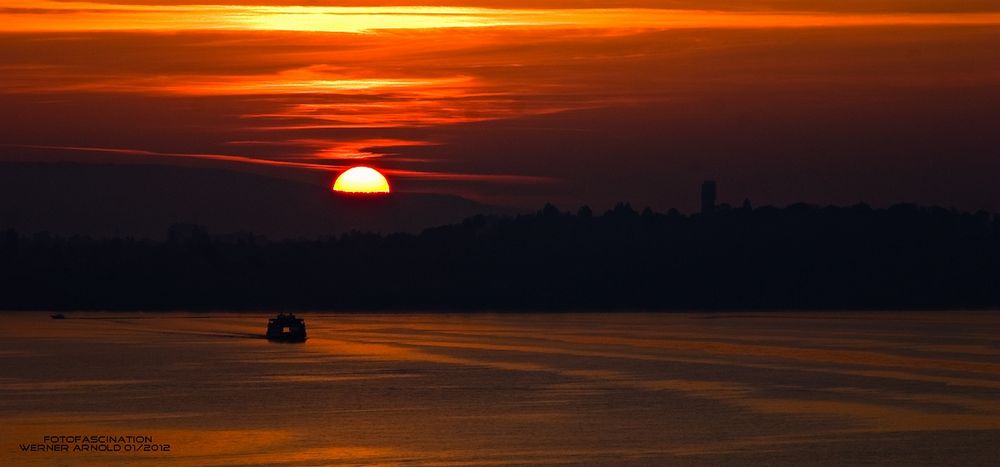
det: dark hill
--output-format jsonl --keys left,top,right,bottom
{"left": 0, "top": 162, "right": 507, "bottom": 239}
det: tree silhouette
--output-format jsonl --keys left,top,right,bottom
{"left": 1, "top": 202, "right": 998, "bottom": 310}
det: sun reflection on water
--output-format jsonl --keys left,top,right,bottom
{"left": 1, "top": 311, "right": 999, "bottom": 465}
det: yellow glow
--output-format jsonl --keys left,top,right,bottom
{"left": 2, "top": 2, "right": 999, "bottom": 34}
{"left": 332, "top": 166, "right": 391, "bottom": 193}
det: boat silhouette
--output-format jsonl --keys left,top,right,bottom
{"left": 50, "top": 313, "right": 66, "bottom": 319}
{"left": 266, "top": 312, "right": 307, "bottom": 342}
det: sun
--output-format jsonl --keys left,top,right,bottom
{"left": 332, "top": 166, "right": 391, "bottom": 194}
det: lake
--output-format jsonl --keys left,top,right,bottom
{"left": 1, "top": 312, "right": 998, "bottom": 465}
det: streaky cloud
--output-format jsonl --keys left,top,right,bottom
{"left": 1, "top": 143, "right": 556, "bottom": 183}
{"left": 4, "top": 2, "right": 1000, "bottom": 33}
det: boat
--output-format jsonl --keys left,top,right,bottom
{"left": 50, "top": 313, "right": 66, "bottom": 319}
{"left": 265, "top": 312, "right": 307, "bottom": 342}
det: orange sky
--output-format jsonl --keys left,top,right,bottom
{"left": 1, "top": 1, "right": 999, "bottom": 208}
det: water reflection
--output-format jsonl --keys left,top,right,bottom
{"left": 1, "top": 312, "right": 998, "bottom": 465}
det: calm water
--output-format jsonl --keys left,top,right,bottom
{"left": 1, "top": 312, "right": 998, "bottom": 466}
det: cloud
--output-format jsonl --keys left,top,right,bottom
{"left": 34, "top": 1, "right": 1000, "bottom": 14}
{"left": 1, "top": 3, "right": 998, "bottom": 207}
{"left": 4, "top": 1, "right": 1000, "bottom": 34}
{"left": 1, "top": 144, "right": 555, "bottom": 185}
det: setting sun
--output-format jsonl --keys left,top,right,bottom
{"left": 333, "top": 166, "right": 391, "bottom": 194}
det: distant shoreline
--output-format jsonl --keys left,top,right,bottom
{"left": 4, "top": 202, "right": 999, "bottom": 311}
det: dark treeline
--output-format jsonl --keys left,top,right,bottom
{"left": 2, "top": 202, "right": 999, "bottom": 310}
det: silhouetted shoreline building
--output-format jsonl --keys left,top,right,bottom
{"left": 168, "top": 223, "right": 209, "bottom": 244}
{"left": 701, "top": 180, "right": 716, "bottom": 214}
